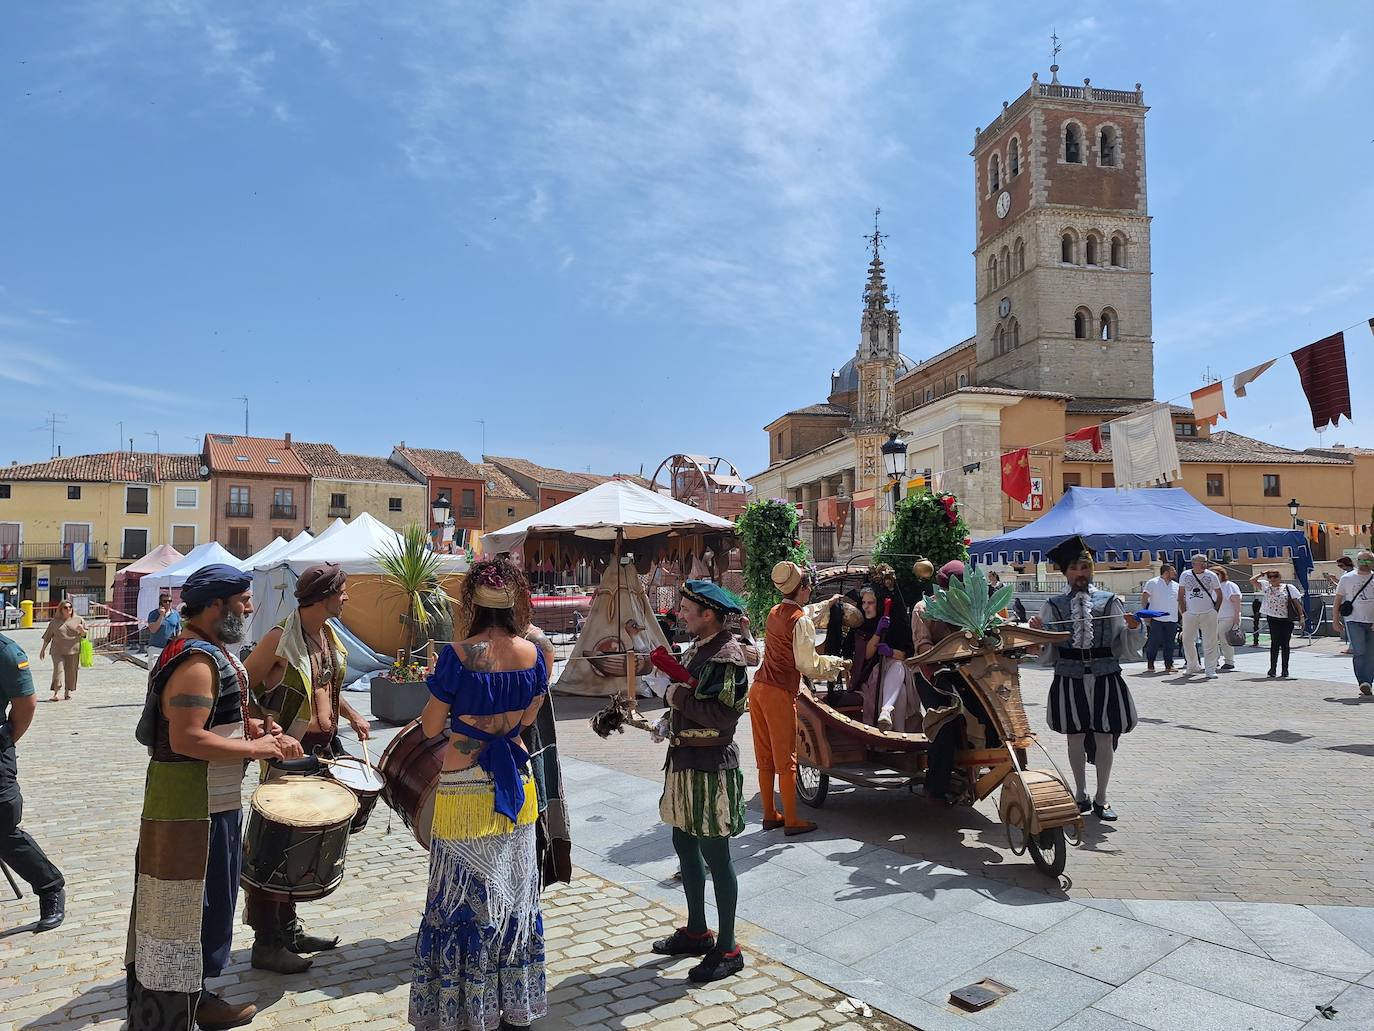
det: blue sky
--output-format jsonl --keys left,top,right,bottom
{"left": 2, "top": 2, "right": 1370, "bottom": 479}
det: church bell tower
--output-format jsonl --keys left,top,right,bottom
{"left": 971, "top": 66, "right": 1154, "bottom": 401}
{"left": 853, "top": 210, "right": 901, "bottom": 543}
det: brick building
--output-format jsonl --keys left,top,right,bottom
{"left": 483, "top": 456, "right": 611, "bottom": 511}
{"left": 475, "top": 463, "right": 537, "bottom": 532}
{"left": 389, "top": 444, "right": 487, "bottom": 543}
{"left": 204, "top": 433, "right": 310, "bottom": 559}
{"left": 750, "top": 67, "right": 1373, "bottom": 560}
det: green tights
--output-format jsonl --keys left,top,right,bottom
{"left": 671, "top": 828, "right": 738, "bottom": 952}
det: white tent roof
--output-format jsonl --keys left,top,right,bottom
{"left": 285, "top": 512, "right": 468, "bottom": 575}
{"left": 137, "top": 541, "right": 248, "bottom": 622}
{"left": 242, "top": 536, "right": 289, "bottom": 570}
{"left": 481, "top": 479, "right": 735, "bottom": 554}
{"left": 252, "top": 530, "right": 314, "bottom": 570}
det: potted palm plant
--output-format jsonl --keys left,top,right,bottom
{"left": 369, "top": 524, "right": 452, "bottom": 725}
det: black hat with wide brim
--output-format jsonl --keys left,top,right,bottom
{"left": 1046, "top": 535, "right": 1095, "bottom": 572}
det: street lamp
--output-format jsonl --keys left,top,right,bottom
{"left": 880, "top": 431, "right": 908, "bottom": 514}
{"left": 432, "top": 494, "right": 452, "bottom": 527}
{"left": 1287, "top": 498, "right": 1301, "bottom": 529}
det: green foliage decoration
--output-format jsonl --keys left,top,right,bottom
{"left": 736, "top": 499, "right": 810, "bottom": 625}
{"left": 873, "top": 490, "right": 969, "bottom": 601}
{"left": 924, "top": 565, "right": 1016, "bottom": 639}
{"left": 373, "top": 523, "right": 449, "bottom": 656}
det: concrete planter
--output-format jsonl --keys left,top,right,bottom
{"left": 370, "top": 677, "right": 429, "bottom": 726}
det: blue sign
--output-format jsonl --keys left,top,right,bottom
{"left": 37, "top": 577, "right": 49, "bottom": 589}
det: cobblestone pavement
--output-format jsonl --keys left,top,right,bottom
{"left": 0, "top": 631, "right": 911, "bottom": 1031}
{"left": 554, "top": 637, "right": 1374, "bottom": 906}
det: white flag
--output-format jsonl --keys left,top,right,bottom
{"left": 1232, "top": 359, "right": 1275, "bottom": 398}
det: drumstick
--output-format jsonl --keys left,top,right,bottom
{"left": 360, "top": 735, "right": 372, "bottom": 769}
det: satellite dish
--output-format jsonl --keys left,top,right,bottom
{"left": 199, "top": 464, "right": 210, "bottom": 478}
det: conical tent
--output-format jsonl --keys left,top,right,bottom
{"left": 556, "top": 562, "right": 670, "bottom": 697}
{"left": 137, "top": 541, "right": 247, "bottom": 623}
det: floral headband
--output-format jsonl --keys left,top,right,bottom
{"left": 472, "top": 561, "right": 515, "bottom": 609}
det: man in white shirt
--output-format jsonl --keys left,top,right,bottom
{"left": 1177, "top": 554, "right": 1221, "bottom": 678}
{"left": 1213, "top": 567, "right": 1243, "bottom": 671}
{"left": 1139, "top": 562, "right": 1178, "bottom": 673}
{"left": 1333, "top": 550, "right": 1374, "bottom": 696}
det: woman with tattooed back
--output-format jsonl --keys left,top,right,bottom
{"left": 410, "top": 556, "right": 548, "bottom": 1031}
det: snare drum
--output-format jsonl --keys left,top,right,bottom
{"left": 377, "top": 719, "right": 448, "bottom": 850}
{"left": 241, "top": 776, "right": 358, "bottom": 901}
{"left": 328, "top": 756, "right": 385, "bottom": 833}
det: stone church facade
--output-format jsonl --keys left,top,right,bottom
{"left": 750, "top": 69, "right": 1373, "bottom": 562}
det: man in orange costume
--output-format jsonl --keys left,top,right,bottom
{"left": 749, "top": 561, "right": 849, "bottom": 837}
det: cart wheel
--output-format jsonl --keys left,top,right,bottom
{"left": 797, "top": 764, "right": 828, "bottom": 808}
{"left": 1026, "top": 826, "right": 1066, "bottom": 877}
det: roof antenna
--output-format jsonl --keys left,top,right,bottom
{"left": 1050, "top": 28, "right": 1061, "bottom": 84}
{"left": 234, "top": 395, "right": 249, "bottom": 436}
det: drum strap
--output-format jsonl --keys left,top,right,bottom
{"left": 452, "top": 718, "right": 530, "bottom": 824}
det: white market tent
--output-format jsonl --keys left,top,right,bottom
{"left": 247, "top": 531, "right": 316, "bottom": 645}
{"left": 481, "top": 479, "right": 735, "bottom": 555}
{"left": 284, "top": 512, "right": 468, "bottom": 575}
{"left": 136, "top": 541, "right": 247, "bottom": 624}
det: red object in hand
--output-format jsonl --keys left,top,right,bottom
{"left": 882, "top": 598, "right": 892, "bottom": 618}
{"left": 650, "top": 646, "right": 696, "bottom": 688}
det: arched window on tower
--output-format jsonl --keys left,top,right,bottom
{"left": 994, "top": 325, "right": 1005, "bottom": 356}
{"left": 1009, "top": 137, "right": 1020, "bottom": 176}
{"left": 1085, "top": 232, "right": 1100, "bottom": 266}
{"left": 990, "top": 153, "right": 1000, "bottom": 192}
{"left": 1073, "top": 307, "right": 1091, "bottom": 340}
{"left": 1099, "top": 126, "right": 1118, "bottom": 166}
{"left": 988, "top": 256, "right": 998, "bottom": 292}
{"left": 1014, "top": 237, "right": 1026, "bottom": 274}
{"left": 1061, "top": 232, "right": 1076, "bottom": 264}
{"left": 1000, "top": 245, "right": 1011, "bottom": 283}
{"left": 1110, "top": 234, "right": 1126, "bottom": 267}
{"left": 1099, "top": 308, "right": 1118, "bottom": 341}
{"left": 1065, "top": 123, "right": 1082, "bottom": 163}
{"left": 1009, "top": 317, "right": 1020, "bottom": 350}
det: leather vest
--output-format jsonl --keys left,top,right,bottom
{"left": 755, "top": 602, "right": 804, "bottom": 695}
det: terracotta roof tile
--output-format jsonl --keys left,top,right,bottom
{"left": 1, "top": 452, "right": 204, "bottom": 483}
{"left": 475, "top": 463, "right": 532, "bottom": 501}
{"left": 784, "top": 402, "right": 850, "bottom": 418}
{"left": 485, "top": 455, "right": 605, "bottom": 490}
{"left": 293, "top": 442, "right": 421, "bottom": 484}
{"left": 205, "top": 434, "right": 309, "bottom": 477}
{"left": 394, "top": 446, "right": 484, "bottom": 480}
{"left": 1065, "top": 430, "right": 1352, "bottom": 466}
{"left": 1065, "top": 397, "right": 1194, "bottom": 417}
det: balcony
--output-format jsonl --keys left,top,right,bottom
{"left": 328, "top": 505, "right": 351, "bottom": 518}
{"left": 270, "top": 504, "right": 298, "bottom": 520}
{"left": 225, "top": 502, "right": 254, "bottom": 518}
{"left": 0, "top": 542, "right": 100, "bottom": 563}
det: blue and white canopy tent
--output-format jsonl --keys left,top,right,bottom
{"left": 968, "top": 487, "right": 1315, "bottom": 591}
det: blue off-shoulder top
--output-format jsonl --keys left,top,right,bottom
{"left": 426, "top": 644, "right": 548, "bottom": 822}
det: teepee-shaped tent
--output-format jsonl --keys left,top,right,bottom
{"left": 556, "top": 562, "right": 669, "bottom": 697}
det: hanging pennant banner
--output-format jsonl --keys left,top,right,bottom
{"left": 1190, "top": 381, "right": 1227, "bottom": 426}
{"left": 1108, "top": 405, "right": 1181, "bottom": 488}
{"left": 1000, "top": 448, "right": 1032, "bottom": 504}
{"left": 1291, "top": 331, "right": 1352, "bottom": 430}
{"left": 1065, "top": 425, "right": 1103, "bottom": 453}
{"left": 1232, "top": 359, "right": 1275, "bottom": 398}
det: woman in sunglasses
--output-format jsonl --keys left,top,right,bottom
{"left": 1249, "top": 569, "right": 1301, "bottom": 679}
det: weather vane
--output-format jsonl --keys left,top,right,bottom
{"left": 1051, "top": 28, "right": 1061, "bottom": 67}
{"left": 866, "top": 207, "right": 887, "bottom": 260}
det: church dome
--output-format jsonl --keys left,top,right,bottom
{"left": 832, "top": 353, "right": 918, "bottom": 393}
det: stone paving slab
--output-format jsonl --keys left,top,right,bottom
{"left": 0, "top": 631, "right": 915, "bottom": 1031}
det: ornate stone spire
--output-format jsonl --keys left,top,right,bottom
{"left": 859, "top": 208, "right": 899, "bottom": 359}
{"left": 862, "top": 208, "right": 891, "bottom": 314}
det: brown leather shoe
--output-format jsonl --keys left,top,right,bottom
{"left": 196, "top": 991, "right": 257, "bottom": 1030}
{"left": 783, "top": 821, "right": 818, "bottom": 837}
{"left": 761, "top": 818, "right": 784, "bottom": 831}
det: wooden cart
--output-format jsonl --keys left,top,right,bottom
{"left": 794, "top": 623, "right": 1083, "bottom": 876}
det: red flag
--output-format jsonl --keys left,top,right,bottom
{"left": 1001, "top": 447, "right": 1032, "bottom": 503}
{"left": 1064, "top": 425, "right": 1103, "bottom": 453}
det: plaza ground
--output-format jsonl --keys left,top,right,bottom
{"left": 1, "top": 628, "right": 1372, "bottom": 1030}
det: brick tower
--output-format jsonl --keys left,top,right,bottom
{"left": 971, "top": 67, "right": 1154, "bottom": 400}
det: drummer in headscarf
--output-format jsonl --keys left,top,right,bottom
{"left": 242, "top": 561, "right": 368, "bottom": 973}
{"left": 1028, "top": 535, "right": 1139, "bottom": 822}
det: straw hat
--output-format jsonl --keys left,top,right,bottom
{"left": 771, "top": 560, "right": 804, "bottom": 595}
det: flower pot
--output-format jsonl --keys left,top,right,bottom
{"left": 370, "top": 677, "right": 430, "bottom": 726}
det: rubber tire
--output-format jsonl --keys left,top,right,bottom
{"left": 1027, "top": 826, "right": 1066, "bottom": 877}
{"left": 797, "top": 764, "right": 828, "bottom": 808}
